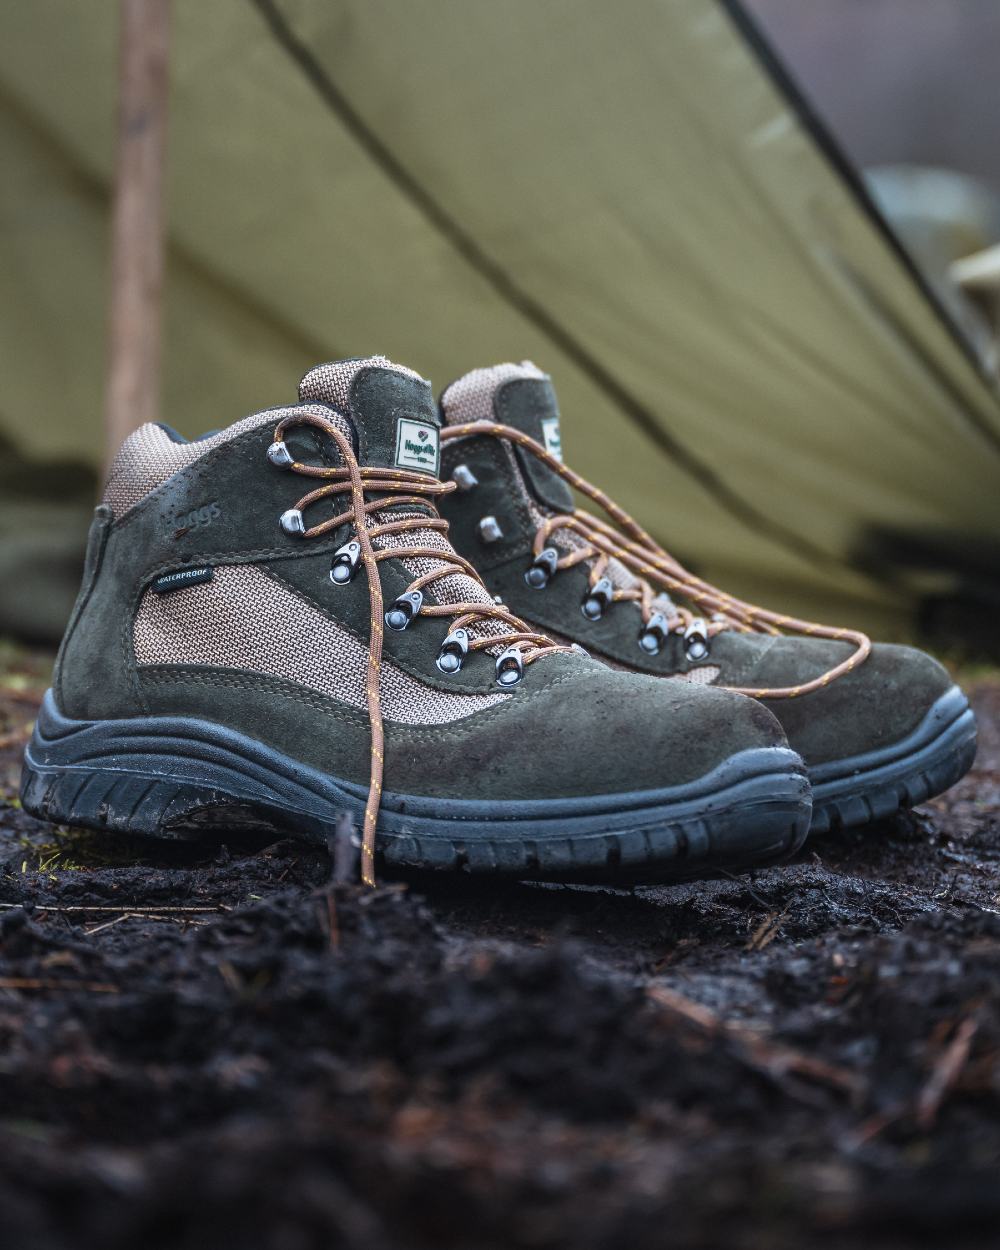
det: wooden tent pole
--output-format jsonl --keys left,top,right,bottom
{"left": 105, "top": 0, "right": 171, "bottom": 474}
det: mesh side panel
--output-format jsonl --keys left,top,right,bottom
{"left": 299, "top": 356, "right": 425, "bottom": 410}
{"left": 133, "top": 564, "right": 507, "bottom": 724}
{"left": 440, "top": 361, "right": 545, "bottom": 425}
{"left": 103, "top": 403, "right": 354, "bottom": 518}
{"left": 579, "top": 658, "right": 719, "bottom": 685}
{"left": 548, "top": 524, "right": 643, "bottom": 595}
{"left": 682, "top": 665, "right": 721, "bottom": 685}
{"left": 373, "top": 511, "right": 510, "bottom": 642}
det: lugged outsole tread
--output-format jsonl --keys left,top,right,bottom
{"left": 811, "top": 721, "right": 977, "bottom": 835}
{"left": 19, "top": 756, "right": 810, "bottom": 885}
{"left": 19, "top": 690, "right": 812, "bottom": 884}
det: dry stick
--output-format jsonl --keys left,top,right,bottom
{"left": 326, "top": 892, "right": 339, "bottom": 951}
{"left": 332, "top": 811, "right": 360, "bottom": 886}
{"left": 0, "top": 978, "right": 118, "bottom": 994}
{"left": 855, "top": 1015, "right": 983, "bottom": 1144}
{"left": 105, "top": 0, "right": 171, "bottom": 475}
{"left": 0, "top": 903, "right": 224, "bottom": 915}
{"left": 916, "top": 1015, "right": 979, "bottom": 1130}
{"left": 318, "top": 812, "right": 360, "bottom": 951}
{"left": 745, "top": 907, "right": 789, "bottom": 953}
{"left": 646, "top": 984, "right": 861, "bottom": 1097}
{"left": 85, "top": 914, "right": 134, "bottom": 936}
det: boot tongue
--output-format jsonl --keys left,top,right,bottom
{"left": 298, "top": 356, "right": 441, "bottom": 476}
{"left": 440, "top": 362, "right": 573, "bottom": 513}
{"left": 299, "top": 357, "right": 514, "bottom": 640}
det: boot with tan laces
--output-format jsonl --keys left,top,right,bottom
{"left": 437, "top": 362, "right": 977, "bottom": 836}
{"left": 21, "top": 356, "right": 811, "bottom": 883}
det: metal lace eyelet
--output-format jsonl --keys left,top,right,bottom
{"left": 684, "top": 618, "right": 710, "bottom": 661}
{"left": 581, "top": 577, "right": 614, "bottom": 621}
{"left": 267, "top": 440, "right": 294, "bottom": 468}
{"left": 495, "top": 646, "right": 525, "bottom": 687}
{"left": 477, "top": 515, "right": 504, "bottom": 544}
{"left": 436, "top": 628, "right": 470, "bottom": 675}
{"left": 524, "top": 547, "right": 559, "bottom": 589}
{"left": 451, "top": 464, "right": 479, "bottom": 491}
{"left": 638, "top": 611, "right": 671, "bottom": 656}
{"left": 330, "top": 540, "right": 361, "bottom": 585}
{"left": 279, "top": 508, "right": 305, "bottom": 536}
{"left": 385, "top": 590, "right": 424, "bottom": 631}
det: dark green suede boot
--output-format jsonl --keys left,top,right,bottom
{"left": 21, "top": 356, "right": 811, "bottom": 883}
{"left": 437, "top": 362, "right": 978, "bottom": 835}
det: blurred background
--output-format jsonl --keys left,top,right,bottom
{"left": 1, "top": 0, "right": 999, "bottom": 648}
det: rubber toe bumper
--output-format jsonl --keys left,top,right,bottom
{"left": 21, "top": 691, "right": 812, "bottom": 883}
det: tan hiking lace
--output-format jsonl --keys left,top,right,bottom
{"left": 269, "top": 411, "right": 568, "bottom": 886}
{"left": 440, "top": 421, "right": 872, "bottom": 699}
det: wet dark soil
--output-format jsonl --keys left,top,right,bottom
{"left": 2, "top": 645, "right": 1000, "bottom": 1250}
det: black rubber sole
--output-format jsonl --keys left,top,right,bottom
{"left": 809, "top": 685, "right": 977, "bottom": 834}
{"left": 20, "top": 691, "right": 811, "bottom": 883}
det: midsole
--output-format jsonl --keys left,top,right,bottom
{"left": 26, "top": 691, "right": 808, "bottom": 841}
{"left": 810, "top": 685, "right": 975, "bottom": 795}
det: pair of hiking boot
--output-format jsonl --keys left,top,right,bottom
{"left": 21, "top": 356, "right": 977, "bottom": 886}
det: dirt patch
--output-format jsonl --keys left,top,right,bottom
{"left": 2, "top": 646, "right": 999, "bottom": 1249}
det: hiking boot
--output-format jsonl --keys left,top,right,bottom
{"left": 437, "top": 362, "right": 978, "bottom": 834}
{"left": 20, "top": 357, "right": 811, "bottom": 883}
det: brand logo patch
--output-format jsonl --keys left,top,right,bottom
{"left": 167, "top": 500, "right": 221, "bottom": 535}
{"left": 151, "top": 566, "right": 214, "bottom": 595}
{"left": 540, "top": 416, "right": 562, "bottom": 462}
{"left": 394, "top": 418, "right": 440, "bottom": 474}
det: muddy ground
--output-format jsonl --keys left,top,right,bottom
{"left": 1, "top": 643, "right": 999, "bottom": 1250}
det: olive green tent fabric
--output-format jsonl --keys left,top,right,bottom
{"left": 2, "top": 0, "right": 999, "bottom": 641}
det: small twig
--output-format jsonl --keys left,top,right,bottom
{"left": 746, "top": 907, "right": 789, "bottom": 952}
{"left": 0, "top": 903, "right": 225, "bottom": 915}
{"left": 326, "top": 891, "right": 340, "bottom": 951}
{"left": 917, "top": 1015, "right": 979, "bottom": 1130}
{"left": 646, "top": 984, "right": 861, "bottom": 1097}
{"left": 312, "top": 814, "right": 360, "bottom": 950}
{"left": 84, "top": 914, "right": 132, "bottom": 936}
{"left": 848, "top": 1101, "right": 908, "bottom": 1147}
{"left": 81, "top": 910, "right": 211, "bottom": 936}
{"left": 217, "top": 961, "right": 243, "bottom": 994}
{"left": 0, "top": 977, "right": 118, "bottom": 993}
{"left": 647, "top": 984, "right": 718, "bottom": 1031}
{"left": 332, "top": 812, "right": 360, "bottom": 886}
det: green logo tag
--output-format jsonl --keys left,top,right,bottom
{"left": 394, "top": 418, "right": 440, "bottom": 474}
{"left": 540, "top": 416, "right": 562, "bottom": 462}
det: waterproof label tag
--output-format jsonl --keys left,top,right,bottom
{"left": 151, "top": 566, "right": 214, "bottom": 595}
{"left": 394, "top": 418, "right": 440, "bottom": 475}
{"left": 540, "top": 416, "right": 563, "bottom": 462}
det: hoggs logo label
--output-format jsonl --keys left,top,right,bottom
{"left": 166, "top": 500, "right": 221, "bottom": 534}
{"left": 540, "top": 416, "right": 562, "bottom": 462}
{"left": 394, "top": 419, "right": 440, "bottom": 474}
